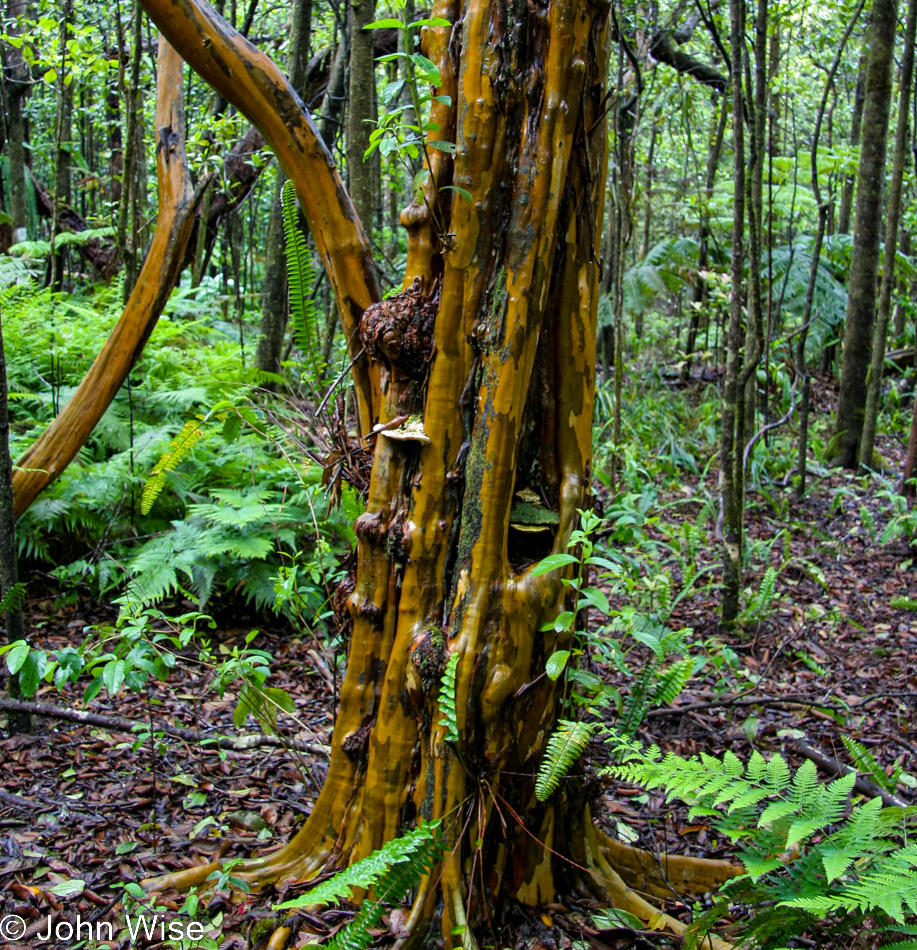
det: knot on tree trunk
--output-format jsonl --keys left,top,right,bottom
{"left": 410, "top": 626, "right": 447, "bottom": 692}
{"left": 359, "top": 285, "right": 437, "bottom": 381}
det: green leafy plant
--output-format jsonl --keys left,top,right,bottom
{"left": 438, "top": 650, "right": 460, "bottom": 742}
{"left": 275, "top": 820, "right": 444, "bottom": 950}
{"left": 363, "top": 1, "right": 470, "bottom": 236}
{"left": 535, "top": 720, "right": 593, "bottom": 801}
{"left": 606, "top": 737, "right": 917, "bottom": 948}
{"left": 280, "top": 178, "right": 325, "bottom": 389}
{"left": 533, "top": 508, "right": 698, "bottom": 801}
{"left": 0, "top": 581, "right": 25, "bottom": 616}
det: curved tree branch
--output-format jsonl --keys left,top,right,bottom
{"left": 648, "top": 29, "right": 728, "bottom": 91}
{"left": 138, "top": 0, "right": 382, "bottom": 433}
{"left": 12, "top": 39, "right": 205, "bottom": 520}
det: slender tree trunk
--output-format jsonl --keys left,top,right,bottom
{"left": 837, "top": 45, "right": 869, "bottom": 236}
{"left": 860, "top": 0, "right": 917, "bottom": 470}
{"left": 255, "top": 0, "right": 313, "bottom": 378}
{"left": 347, "top": 0, "right": 376, "bottom": 234}
{"left": 5, "top": 0, "right": 28, "bottom": 240}
{"left": 317, "top": 12, "right": 351, "bottom": 147}
{"left": 796, "top": 0, "right": 865, "bottom": 495}
{"left": 721, "top": 0, "right": 747, "bottom": 626}
{"left": 831, "top": 0, "right": 898, "bottom": 468}
{"left": 893, "top": 227, "right": 911, "bottom": 338}
{"left": 742, "top": 0, "right": 767, "bottom": 455}
{"left": 639, "top": 118, "right": 657, "bottom": 260}
{"left": 0, "top": 302, "right": 29, "bottom": 735}
{"left": 118, "top": 0, "right": 144, "bottom": 302}
{"left": 683, "top": 98, "right": 727, "bottom": 381}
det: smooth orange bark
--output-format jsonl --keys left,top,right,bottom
{"left": 12, "top": 39, "right": 203, "bottom": 520}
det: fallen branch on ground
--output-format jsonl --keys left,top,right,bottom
{"left": 793, "top": 738, "right": 908, "bottom": 808}
{"left": 0, "top": 698, "right": 330, "bottom": 757}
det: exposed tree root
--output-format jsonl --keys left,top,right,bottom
{"left": 144, "top": 802, "right": 737, "bottom": 949}
{"left": 599, "top": 831, "right": 741, "bottom": 900}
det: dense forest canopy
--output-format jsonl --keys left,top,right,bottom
{"left": 1, "top": 0, "right": 917, "bottom": 948}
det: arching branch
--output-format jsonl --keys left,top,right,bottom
{"left": 12, "top": 39, "right": 205, "bottom": 520}
{"left": 138, "top": 0, "right": 382, "bottom": 433}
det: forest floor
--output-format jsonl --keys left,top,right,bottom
{"left": 1, "top": 377, "right": 916, "bottom": 950}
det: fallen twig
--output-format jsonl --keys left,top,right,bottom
{"left": 793, "top": 739, "right": 909, "bottom": 808}
{"left": 646, "top": 693, "right": 846, "bottom": 717}
{"left": 0, "top": 698, "right": 330, "bottom": 757}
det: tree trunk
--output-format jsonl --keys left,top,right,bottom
{"left": 720, "top": 0, "right": 747, "bottom": 626}
{"left": 5, "top": 0, "right": 29, "bottom": 240}
{"left": 118, "top": 0, "right": 144, "bottom": 302}
{"left": 742, "top": 0, "right": 767, "bottom": 456}
{"left": 255, "top": 0, "right": 313, "bottom": 378}
{"left": 638, "top": 117, "right": 657, "bottom": 260}
{"left": 831, "top": 0, "right": 898, "bottom": 468}
{"left": 893, "top": 227, "right": 911, "bottom": 339}
{"left": 682, "top": 97, "right": 727, "bottom": 381}
{"left": 347, "top": 0, "right": 377, "bottom": 235}
{"left": 860, "top": 0, "right": 917, "bottom": 470}
{"left": 134, "top": 0, "right": 737, "bottom": 945}
{"left": 837, "top": 44, "right": 868, "bottom": 236}
{"left": 11, "top": 39, "right": 207, "bottom": 520}
{"left": 797, "top": 0, "right": 866, "bottom": 496}
{"left": 0, "top": 301, "right": 29, "bottom": 735}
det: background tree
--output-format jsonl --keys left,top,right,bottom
{"left": 830, "top": 0, "right": 898, "bottom": 468}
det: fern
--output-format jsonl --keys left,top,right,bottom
{"left": 535, "top": 720, "right": 595, "bottom": 801}
{"left": 275, "top": 820, "right": 443, "bottom": 950}
{"left": 281, "top": 179, "right": 324, "bottom": 384}
{"left": 606, "top": 738, "right": 917, "bottom": 937}
{"left": 841, "top": 735, "right": 899, "bottom": 793}
{"left": 0, "top": 582, "right": 26, "bottom": 616}
{"left": 140, "top": 418, "right": 208, "bottom": 515}
{"left": 438, "top": 651, "right": 459, "bottom": 742}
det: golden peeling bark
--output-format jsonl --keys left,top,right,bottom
{"left": 140, "top": 3, "right": 740, "bottom": 946}
{"left": 12, "top": 39, "right": 204, "bottom": 521}
{"left": 138, "top": 0, "right": 381, "bottom": 434}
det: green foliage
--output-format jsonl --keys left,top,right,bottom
{"left": 4, "top": 276, "right": 350, "bottom": 624}
{"left": 618, "top": 237, "right": 702, "bottom": 319}
{"left": 0, "top": 582, "right": 26, "bottom": 616}
{"left": 535, "top": 720, "right": 594, "bottom": 801}
{"left": 606, "top": 738, "right": 917, "bottom": 946}
{"left": 140, "top": 417, "right": 207, "bottom": 515}
{"left": 281, "top": 179, "right": 324, "bottom": 386}
{"left": 438, "top": 650, "right": 460, "bottom": 742}
{"left": 275, "top": 820, "right": 443, "bottom": 950}
{"left": 533, "top": 507, "right": 699, "bottom": 800}
{"left": 363, "top": 0, "right": 469, "bottom": 227}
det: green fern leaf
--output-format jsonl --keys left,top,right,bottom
{"left": 141, "top": 419, "right": 207, "bottom": 515}
{"left": 281, "top": 179, "right": 324, "bottom": 384}
{"left": 0, "top": 582, "right": 26, "bottom": 616}
{"left": 438, "top": 651, "right": 460, "bottom": 742}
{"left": 536, "top": 720, "right": 594, "bottom": 801}
{"left": 274, "top": 819, "right": 443, "bottom": 950}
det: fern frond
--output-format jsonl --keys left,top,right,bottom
{"left": 651, "top": 657, "right": 693, "bottom": 707}
{"left": 0, "top": 582, "right": 26, "bottom": 616}
{"left": 274, "top": 820, "right": 442, "bottom": 913}
{"left": 281, "top": 179, "right": 324, "bottom": 385}
{"left": 438, "top": 651, "right": 459, "bottom": 742}
{"left": 140, "top": 419, "right": 208, "bottom": 515}
{"left": 536, "top": 720, "right": 595, "bottom": 801}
